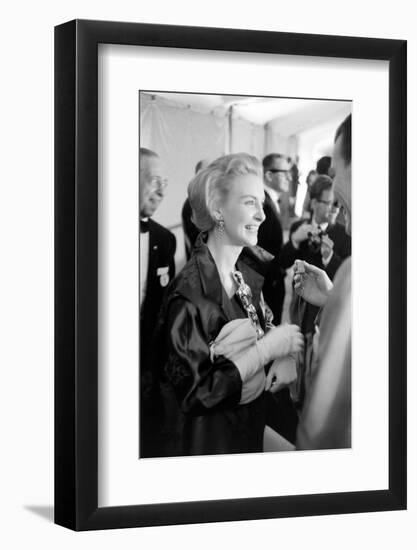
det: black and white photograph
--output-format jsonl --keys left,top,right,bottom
{"left": 52, "top": 17, "right": 407, "bottom": 533}
{"left": 0, "top": 0, "right": 413, "bottom": 544}
{"left": 139, "top": 91, "right": 352, "bottom": 458}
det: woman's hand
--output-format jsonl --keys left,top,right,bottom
{"left": 293, "top": 260, "right": 333, "bottom": 307}
{"left": 231, "top": 323, "right": 303, "bottom": 383}
{"left": 259, "top": 324, "right": 303, "bottom": 362}
{"left": 265, "top": 355, "right": 297, "bottom": 393}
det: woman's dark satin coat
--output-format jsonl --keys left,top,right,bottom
{"left": 153, "top": 235, "right": 274, "bottom": 457}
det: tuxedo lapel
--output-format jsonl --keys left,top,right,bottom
{"left": 147, "top": 224, "right": 159, "bottom": 291}
{"left": 328, "top": 224, "right": 341, "bottom": 248}
{"left": 264, "top": 192, "right": 281, "bottom": 222}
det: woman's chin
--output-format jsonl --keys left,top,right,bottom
{"left": 243, "top": 233, "right": 258, "bottom": 247}
{"left": 224, "top": 231, "right": 258, "bottom": 247}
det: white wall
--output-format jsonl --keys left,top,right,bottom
{"left": 264, "top": 124, "right": 298, "bottom": 157}
{"left": 0, "top": 2, "right": 415, "bottom": 549}
{"left": 296, "top": 107, "right": 352, "bottom": 214}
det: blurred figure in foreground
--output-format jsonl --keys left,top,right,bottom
{"left": 294, "top": 114, "right": 352, "bottom": 450}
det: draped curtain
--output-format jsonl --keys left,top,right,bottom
{"left": 230, "top": 116, "right": 265, "bottom": 160}
{"left": 140, "top": 93, "right": 299, "bottom": 266}
{"left": 140, "top": 94, "right": 227, "bottom": 229}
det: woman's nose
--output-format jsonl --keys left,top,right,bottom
{"left": 255, "top": 205, "right": 265, "bottom": 223}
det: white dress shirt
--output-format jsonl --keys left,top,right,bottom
{"left": 264, "top": 186, "right": 281, "bottom": 215}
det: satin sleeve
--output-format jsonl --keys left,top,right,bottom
{"left": 164, "top": 297, "right": 243, "bottom": 415}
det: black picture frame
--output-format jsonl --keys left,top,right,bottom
{"left": 55, "top": 19, "right": 407, "bottom": 531}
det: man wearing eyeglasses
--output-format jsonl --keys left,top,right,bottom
{"left": 281, "top": 174, "right": 351, "bottom": 281}
{"left": 280, "top": 174, "right": 351, "bottom": 407}
{"left": 139, "top": 147, "right": 176, "bottom": 457}
{"left": 257, "top": 154, "right": 299, "bottom": 444}
{"left": 257, "top": 154, "right": 290, "bottom": 326}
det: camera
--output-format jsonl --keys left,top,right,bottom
{"left": 307, "top": 228, "right": 325, "bottom": 253}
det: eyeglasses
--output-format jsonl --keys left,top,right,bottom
{"left": 148, "top": 176, "right": 168, "bottom": 190}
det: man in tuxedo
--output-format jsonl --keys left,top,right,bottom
{"left": 257, "top": 153, "right": 289, "bottom": 325}
{"left": 259, "top": 154, "right": 299, "bottom": 444}
{"left": 139, "top": 147, "right": 176, "bottom": 457}
{"left": 281, "top": 174, "right": 351, "bottom": 283}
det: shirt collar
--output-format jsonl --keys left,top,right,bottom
{"left": 264, "top": 185, "right": 280, "bottom": 203}
{"left": 312, "top": 218, "right": 329, "bottom": 232}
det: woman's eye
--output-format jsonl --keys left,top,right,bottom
{"left": 245, "top": 200, "right": 255, "bottom": 206}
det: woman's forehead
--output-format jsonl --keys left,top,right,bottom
{"left": 227, "top": 173, "right": 264, "bottom": 197}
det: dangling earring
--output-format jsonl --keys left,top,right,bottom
{"left": 217, "top": 218, "right": 225, "bottom": 235}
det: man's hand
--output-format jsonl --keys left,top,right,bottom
{"left": 293, "top": 260, "right": 333, "bottom": 307}
{"left": 265, "top": 355, "right": 297, "bottom": 393}
{"left": 320, "top": 234, "right": 334, "bottom": 262}
{"left": 291, "top": 223, "right": 314, "bottom": 248}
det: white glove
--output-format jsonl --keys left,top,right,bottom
{"left": 233, "top": 325, "right": 303, "bottom": 383}
{"left": 258, "top": 324, "right": 303, "bottom": 362}
{"left": 232, "top": 343, "right": 265, "bottom": 383}
{"left": 265, "top": 355, "right": 298, "bottom": 393}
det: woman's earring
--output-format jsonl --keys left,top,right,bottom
{"left": 217, "top": 218, "right": 225, "bottom": 234}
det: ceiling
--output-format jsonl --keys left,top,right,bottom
{"left": 146, "top": 92, "right": 351, "bottom": 133}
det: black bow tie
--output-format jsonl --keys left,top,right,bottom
{"left": 140, "top": 219, "right": 150, "bottom": 233}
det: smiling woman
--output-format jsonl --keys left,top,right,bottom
{"left": 212, "top": 172, "right": 266, "bottom": 249}
{"left": 143, "top": 153, "right": 304, "bottom": 457}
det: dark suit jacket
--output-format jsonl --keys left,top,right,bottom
{"left": 140, "top": 219, "right": 176, "bottom": 372}
{"left": 140, "top": 219, "right": 176, "bottom": 457}
{"left": 281, "top": 219, "right": 351, "bottom": 280}
{"left": 281, "top": 218, "right": 351, "bottom": 334}
{"left": 257, "top": 192, "right": 286, "bottom": 325}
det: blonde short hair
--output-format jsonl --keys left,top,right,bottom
{"left": 188, "top": 153, "right": 262, "bottom": 232}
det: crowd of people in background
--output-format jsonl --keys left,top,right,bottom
{"left": 139, "top": 114, "right": 352, "bottom": 458}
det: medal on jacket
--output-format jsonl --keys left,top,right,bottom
{"left": 157, "top": 266, "right": 170, "bottom": 287}
{"left": 232, "top": 270, "right": 264, "bottom": 339}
